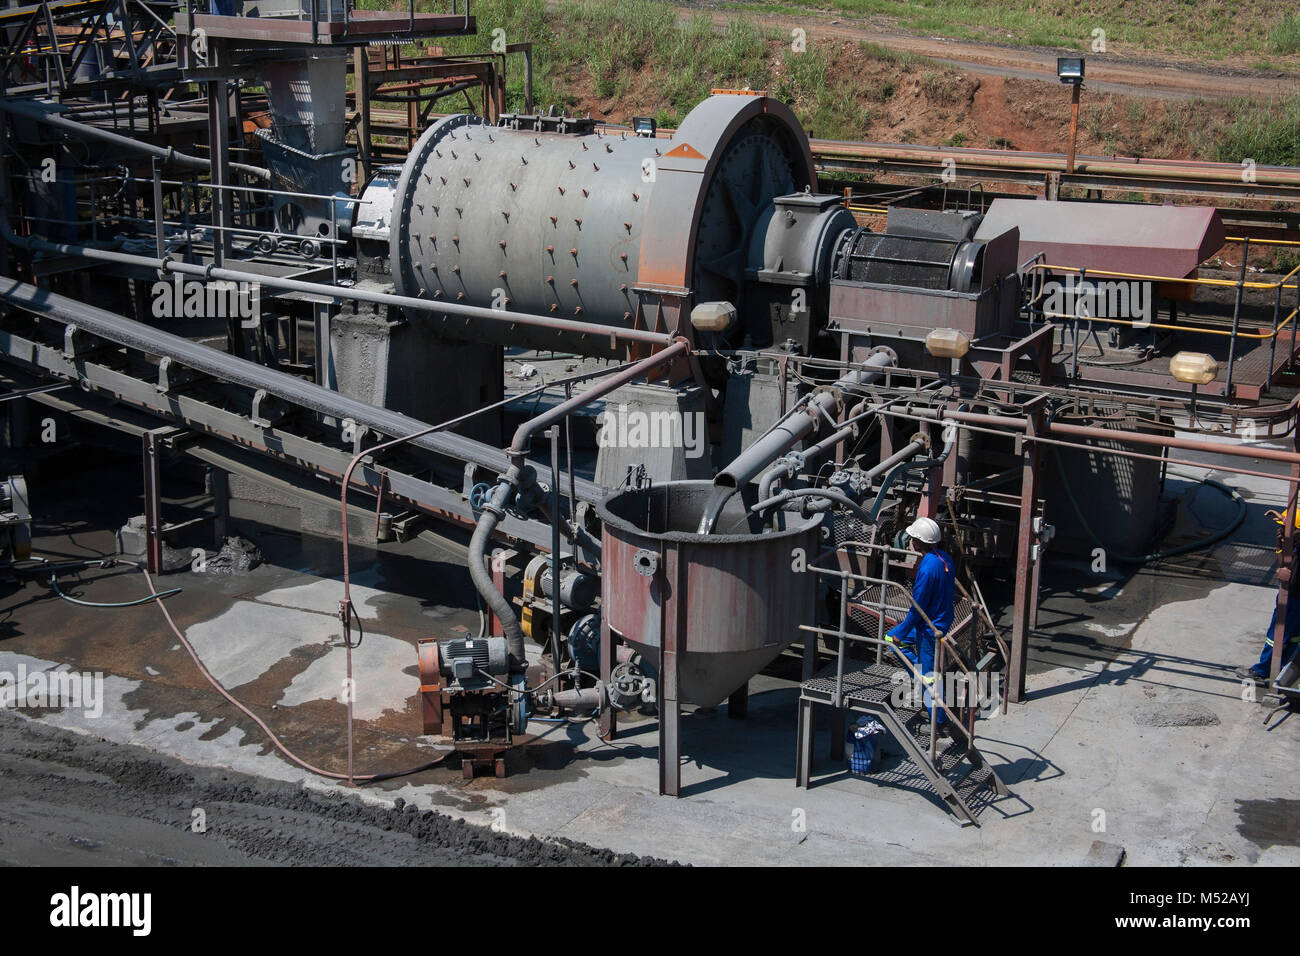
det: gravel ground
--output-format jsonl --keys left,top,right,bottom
{"left": 0, "top": 712, "right": 675, "bottom": 866}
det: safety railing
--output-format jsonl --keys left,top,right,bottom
{"left": 799, "top": 537, "right": 1005, "bottom": 764}
{"left": 1025, "top": 237, "right": 1300, "bottom": 391}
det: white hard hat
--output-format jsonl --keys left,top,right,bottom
{"left": 905, "top": 516, "right": 942, "bottom": 544}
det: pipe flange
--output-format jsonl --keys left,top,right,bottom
{"left": 865, "top": 345, "right": 898, "bottom": 366}
{"left": 632, "top": 549, "right": 659, "bottom": 577}
{"left": 809, "top": 384, "right": 843, "bottom": 411}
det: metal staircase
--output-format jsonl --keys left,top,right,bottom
{"left": 794, "top": 538, "right": 1012, "bottom": 827}
{"left": 797, "top": 659, "right": 1007, "bottom": 826}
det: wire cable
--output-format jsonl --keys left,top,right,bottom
{"left": 1050, "top": 447, "right": 1247, "bottom": 564}
{"left": 138, "top": 565, "right": 453, "bottom": 784}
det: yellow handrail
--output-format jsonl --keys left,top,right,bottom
{"left": 1039, "top": 305, "right": 1299, "bottom": 341}
{"left": 1028, "top": 260, "right": 1300, "bottom": 293}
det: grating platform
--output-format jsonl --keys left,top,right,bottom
{"left": 796, "top": 659, "right": 1008, "bottom": 826}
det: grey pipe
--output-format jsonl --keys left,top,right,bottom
{"left": 0, "top": 97, "right": 272, "bottom": 181}
{"left": 751, "top": 486, "right": 875, "bottom": 525}
{"left": 469, "top": 478, "right": 526, "bottom": 666}
{"left": 715, "top": 350, "right": 895, "bottom": 491}
{"left": 867, "top": 416, "right": 962, "bottom": 522}
{"left": 6, "top": 230, "right": 675, "bottom": 350}
{"left": 0, "top": 275, "right": 606, "bottom": 505}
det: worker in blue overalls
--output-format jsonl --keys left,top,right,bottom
{"left": 885, "top": 516, "right": 956, "bottom": 726}
{"left": 1237, "top": 594, "right": 1300, "bottom": 684}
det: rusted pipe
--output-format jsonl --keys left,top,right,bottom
{"left": 470, "top": 338, "right": 690, "bottom": 667}
{"left": 507, "top": 339, "right": 690, "bottom": 471}
{"left": 1047, "top": 419, "right": 1300, "bottom": 466}
{"left": 811, "top": 138, "right": 1300, "bottom": 188}
{"left": 902, "top": 403, "right": 1300, "bottom": 467}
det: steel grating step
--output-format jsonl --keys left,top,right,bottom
{"left": 905, "top": 723, "right": 970, "bottom": 775}
{"left": 955, "top": 766, "right": 997, "bottom": 807}
{"left": 802, "top": 660, "right": 904, "bottom": 705}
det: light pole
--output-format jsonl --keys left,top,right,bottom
{"left": 1058, "top": 57, "right": 1085, "bottom": 175}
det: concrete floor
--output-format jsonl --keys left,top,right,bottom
{"left": 1, "top": 438, "right": 1297, "bottom": 866}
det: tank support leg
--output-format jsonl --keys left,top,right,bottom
{"left": 658, "top": 546, "right": 683, "bottom": 797}
{"left": 599, "top": 613, "right": 617, "bottom": 741}
{"left": 830, "top": 707, "right": 846, "bottom": 761}
{"left": 728, "top": 682, "right": 748, "bottom": 719}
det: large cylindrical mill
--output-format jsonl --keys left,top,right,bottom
{"left": 387, "top": 94, "right": 816, "bottom": 354}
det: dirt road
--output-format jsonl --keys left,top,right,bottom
{"left": 660, "top": 1, "right": 1300, "bottom": 101}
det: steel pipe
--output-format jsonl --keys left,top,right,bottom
{"left": 470, "top": 338, "right": 690, "bottom": 666}
{"left": 716, "top": 350, "right": 895, "bottom": 491}
{"left": 0, "top": 96, "right": 272, "bottom": 181}
{"left": 3, "top": 223, "right": 678, "bottom": 349}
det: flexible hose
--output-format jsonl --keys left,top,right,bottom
{"left": 50, "top": 569, "right": 181, "bottom": 607}
{"left": 751, "top": 486, "right": 875, "bottom": 525}
{"left": 468, "top": 478, "right": 526, "bottom": 665}
{"left": 139, "top": 566, "right": 451, "bottom": 783}
{"left": 1050, "top": 448, "right": 1247, "bottom": 564}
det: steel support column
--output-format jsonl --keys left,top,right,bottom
{"left": 1009, "top": 398, "right": 1046, "bottom": 703}
{"left": 599, "top": 611, "right": 618, "bottom": 741}
{"left": 204, "top": 40, "right": 232, "bottom": 269}
{"left": 1274, "top": 432, "right": 1300, "bottom": 680}
{"left": 142, "top": 428, "right": 164, "bottom": 574}
{"left": 353, "top": 46, "right": 373, "bottom": 183}
{"left": 658, "top": 543, "right": 683, "bottom": 797}
{"left": 727, "top": 682, "right": 748, "bottom": 719}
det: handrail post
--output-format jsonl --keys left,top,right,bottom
{"left": 834, "top": 571, "right": 848, "bottom": 709}
{"left": 1269, "top": 280, "right": 1283, "bottom": 392}
{"left": 1225, "top": 238, "right": 1248, "bottom": 397}
{"left": 1291, "top": 271, "right": 1300, "bottom": 374}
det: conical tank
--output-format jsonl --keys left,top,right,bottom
{"left": 598, "top": 480, "right": 821, "bottom": 707}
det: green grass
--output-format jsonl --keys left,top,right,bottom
{"left": 351, "top": 0, "right": 1295, "bottom": 164}
{"left": 354, "top": 0, "right": 885, "bottom": 140}
{"left": 1269, "top": 14, "right": 1300, "bottom": 55}
{"left": 1214, "top": 93, "right": 1300, "bottom": 167}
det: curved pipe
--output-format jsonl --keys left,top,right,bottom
{"left": 751, "top": 486, "right": 874, "bottom": 525}
{"left": 468, "top": 339, "right": 691, "bottom": 668}
{"left": 0, "top": 203, "right": 684, "bottom": 670}
{"left": 469, "top": 480, "right": 523, "bottom": 665}
{"left": 867, "top": 416, "right": 962, "bottom": 523}
{"left": 0, "top": 97, "right": 272, "bottom": 181}
{"left": 754, "top": 379, "right": 948, "bottom": 502}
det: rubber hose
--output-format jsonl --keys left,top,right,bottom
{"left": 1050, "top": 447, "right": 1247, "bottom": 564}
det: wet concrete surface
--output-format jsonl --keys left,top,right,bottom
{"left": 2, "top": 442, "right": 1298, "bottom": 866}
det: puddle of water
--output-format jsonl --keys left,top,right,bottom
{"left": 1235, "top": 798, "right": 1300, "bottom": 849}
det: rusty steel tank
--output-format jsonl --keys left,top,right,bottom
{"left": 386, "top": 94, "right": 815, "bottom": 355}
{"left": 598, "top": 480, "right": 821, "bottom": 707}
